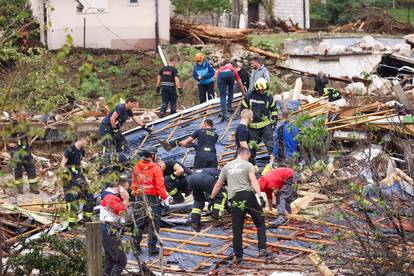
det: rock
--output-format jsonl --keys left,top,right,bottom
{"left": 368, "top": 75, "right": 393, "bottom": 96}
{"left": 345, "top": 82, "right": 367, "bottom": 96}
{"left": 357, "top": 36, "right": 385, "bottom": 51}
{"left": 318, "top": 41, "right": 330, "bottom": 55}
{"left": 399, "top": 44, "right": 412, "bottom": 56}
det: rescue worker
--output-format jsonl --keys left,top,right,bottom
{"left": 179, "top": 119, "right": 218, "bottom": 169}
{"left": 248, "top": 57, "right": 270, "bottom": 93}
{"left": 237, "top": 64, "right": 250, "bottom": 93}
{"left": 241, "top": 77, "right": 277, "bottom": 164}
{"left": 60, "top": 134, "right": 95, "bottom": 229}
{"left": 98, "top": 97, "right": 147, "bottom": 153}
{"left": 235, "top": 109, "right": 253, "bottom": 151}
{"left": 258, "top": 167, "right": 297, "bottom": 227}
{"left": 157, "top": 159, "right": 191, "bottom": 204}
{"left": 272, "top": 111, "right": 300, "bottom": 165}
{"left": 215, "top": 61, "right": 245, "bottom": 120}
{"left": 100, "top": 177, "right": 129, "bottom": 276}
{"left": 156, "top": 58, "right": 182, "bottom": 117}
{"left": 8, "top": 113, "right": 39, "bottom": 194}
{"left": 314, "top": 71, "right": 328, "bottom": 97}
{"left": 187, "top": 167, "right": 227, "bottom": 232}
{"left": 131, "top": 146, "right": 169, "bottom": 256}
{"left": 193, "top": 53, "right": 215, "bottom": 104}
{"left": 323, "top": 87, "right": 342, "bottom": 102}
{"left": 210, "top": 147, "right": 270, "bottom": 264}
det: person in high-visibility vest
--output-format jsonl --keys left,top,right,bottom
{"left": 241, "top": 77, "right": 277, "bottom": 164}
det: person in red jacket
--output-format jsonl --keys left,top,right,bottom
{"left": 258, "top": 167, "right": 297, "bottom": 227}
{"left": 100, "top": 178, "right": 129, "bottom": 276}
{"left": 131, "top": 146, "right": 169, "bottom": 256}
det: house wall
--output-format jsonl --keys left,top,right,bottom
{"left": 274, "top": 0, "right": 310, "bottom": 29}
{"left": 46, "top": 0, "right": 169, "bottom": 50}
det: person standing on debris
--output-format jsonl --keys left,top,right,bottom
{"left": 100, "top": 177, "right": 129, "bottom": 276}
{"left": 258, "top": 167, "right": 297, "bottom": 227}
{"left": 156, "top": 58, "right": 182, "bottom": 117}
{"left": 216, "top": 61, "right": 246, "bottom": 120}
{"left": 248, "top": 57, "right": 270, "bottom": 93}
{"left": 235, "top": 109, "right": 253, "bottom": 150}
{"left": 157, "top": 159, "right": 191, "bottom": 204}
{"left": 131, "top": 146, "right": 169, "bottom": 256}
{"left": 187, "top": 167, "right": 227, "bottom": 232}
{"left": 241, "top": 77, "right": 277, "bottom": 163}
{"left": 60, "top": 134, "right": 95, "bottom": 229}
{"left": 314, "top": 71, "right": 329, "bottom": 97}
{"left": 272, "top": 110, "right": 300, "bottom": 165}
{"left": 179, "top": 119, "right": 218, "bottom": 169}
{"left": 238, "top": 63, "right": 250, "bottom": 93}
{"left": 98, "top": 97, "right": 148, "bottom": 153}
{"left": 193, "top": 53, "right": 216, "bottom": 103}
{"left": 8, "top": 113, "right": 39, "bottom": 194}
{"left": 210, "top": 147, "right": 270, "bottom": 263}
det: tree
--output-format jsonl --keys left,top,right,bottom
{"left": 195, "top": 0, "right": 231, "bottom": 26}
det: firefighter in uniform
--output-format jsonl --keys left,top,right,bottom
{"left": 8, "top": 113, "right": 39, "bottom": 194}
{"left": 241, "top": 77, "right": 277, "bottom": 164}
{"left": 187, "top": 167, "right": 227, "bottom": 231}
{"left": 98, "top": 97, "right": 146, "bottom": 153}
{"left": 157, "top": 159, "right": 191, "bottom": 204}
{"left": 60, "top": 134, "right": 95, "bottom": 229}
{"left": 179, "top": 119, "right": 218, "bottom": 169}
{"left": 156, "top": 58, "right": 182, "bottom": 117}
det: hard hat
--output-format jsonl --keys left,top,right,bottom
{"left": 255, "top": 77, "right": 268, "bottom": 92}
{"left": 140, "top": 146, "right": 157, "bottom": 158}
{"left": 194, "top": 53, "right": 204, "bottom": 62}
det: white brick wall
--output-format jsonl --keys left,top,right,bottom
{"left": 274, "top": 0, "right": 310, "bottom": 29}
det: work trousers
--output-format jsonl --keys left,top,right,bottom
{"left": 198, "top": 81, "right": 215, "bottom": 103}
{"left": 102, "top": 225, "right": 127, "bottom": 276}
{"left": 188, "top": 172, "right": 227, "bottom": 229}
{"left": 164, "top": 175, "right": 189, "bottom": 204}
{"left": 249, "top": 125, "right": 274, "bottom": 163}
{"left": 64, "top": 172, "right": 96, "bottom": 226}
{"left": 276, "top": 179, "right": 297, "bottom": 215}
{"left": 194, "top": 151, "right": 218, "bottom": 169}
{"left": 231, "top": 191, "right": 267, "bottom": 258}
{"left": 217, "top": 71, "right": 235, "bottom": 114}
{"left": 160, "top": 86, "right": 177, "bottom": 116}
{"left": 98, "top": 124, "right": 128, "bottom": 154}
{"left": 11, "top": 147, "right": 37, "bottom": 187}
{"left": 134, "top": 195, "right": 161, "bottom": 252}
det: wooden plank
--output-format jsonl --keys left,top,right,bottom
{"left": 86, "top": 222, "right": 103, "bottom": 276}
{"left": 291, "top": 190, "right": 319, "bottom": 215}
{"left": 308, "top": 253, "right": 334, "bottom": 276}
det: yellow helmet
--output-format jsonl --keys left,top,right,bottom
{"left": 194, "top": 53, "right": 204, "bottom": 62}
{"left": 254, "top": 77, "right": 268, "bottom": 92}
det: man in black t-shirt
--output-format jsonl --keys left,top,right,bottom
{"left": 98, "top": 97, "right": 146, "bottom": 153}
{"left": 60, "top": 134, "right": 95, "bottom": 229}
{"left": 235, "top": 109, "right": 255, "bottom": 163}
{"left": 156, "top": 59, "right": 182, "bottom": 117}
{"left": 179, "top": 119, "right": 218, "bottom": 169}
{"left": 157, "top": 159, "right": 190, "bottom": 204}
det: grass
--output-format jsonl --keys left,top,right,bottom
{"left": 248, "top": 33, "right": 317, "bottom": 52}
{"left": 387, "top": 8, "right": 414, "bottom": 24}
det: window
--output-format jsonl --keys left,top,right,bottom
{"left": 128, "top": 0, "right": 139, "bottom": 5}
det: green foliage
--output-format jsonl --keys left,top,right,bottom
{"left": 294, "top": 114, "right": 330, "bottom": 151}
{"left": 107, "top": 65, "right": 123, "bottom": 76}
{"left": 270, "top": 76, "right": 291, "bottom": 93}
{"left": 7, "top": 234, "right": 86, "bottom": 276}
{"left": 172, "top": 0, "right": 231, "bottom": 25}
{"left": 0, "top": 43, "right": 24, "bottom": 67}
{"left": 76, "top": 62, "right": 112, "bottom": 99}
{"left": 0, "top": 0, "right": 40, "bottom": 48}
{"left": 311, "top": 0, "right": 364, "bottom": 25}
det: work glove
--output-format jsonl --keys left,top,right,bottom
{"left": 161, "top": 198, "right": 170, "bottom": 208}
{"left": 259, "top": 196, "right": 266, "bottom": 209}
{"left": 141, "top": 125, "right": 152, "bottom": 134}
{"left": 156, "top": 87, "right": 161, "bottom": 95}
{"left": 178, "top": 88, "right": 183, "bottom": 96}
{"left": 207, "top": 197, "right": 214, "bottom": 211}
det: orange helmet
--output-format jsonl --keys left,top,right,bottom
{"left": 194, "top": 53, "right": 204, "bottom": 62}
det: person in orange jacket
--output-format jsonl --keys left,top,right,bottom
{"left": 131, "top": 146, "right": 169, "bottom": 256}
{"left": 258, "top": 167, "right": 298, "bottom": 227}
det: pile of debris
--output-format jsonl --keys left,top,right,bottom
{"left": 251, "top": 17, "right": 302, "bottom": 34}
{"left": 171, "top": 18, "right": 251, "bottom": 45}
{"left": 330, "top": 8, "right": 414, "bottom": 34}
